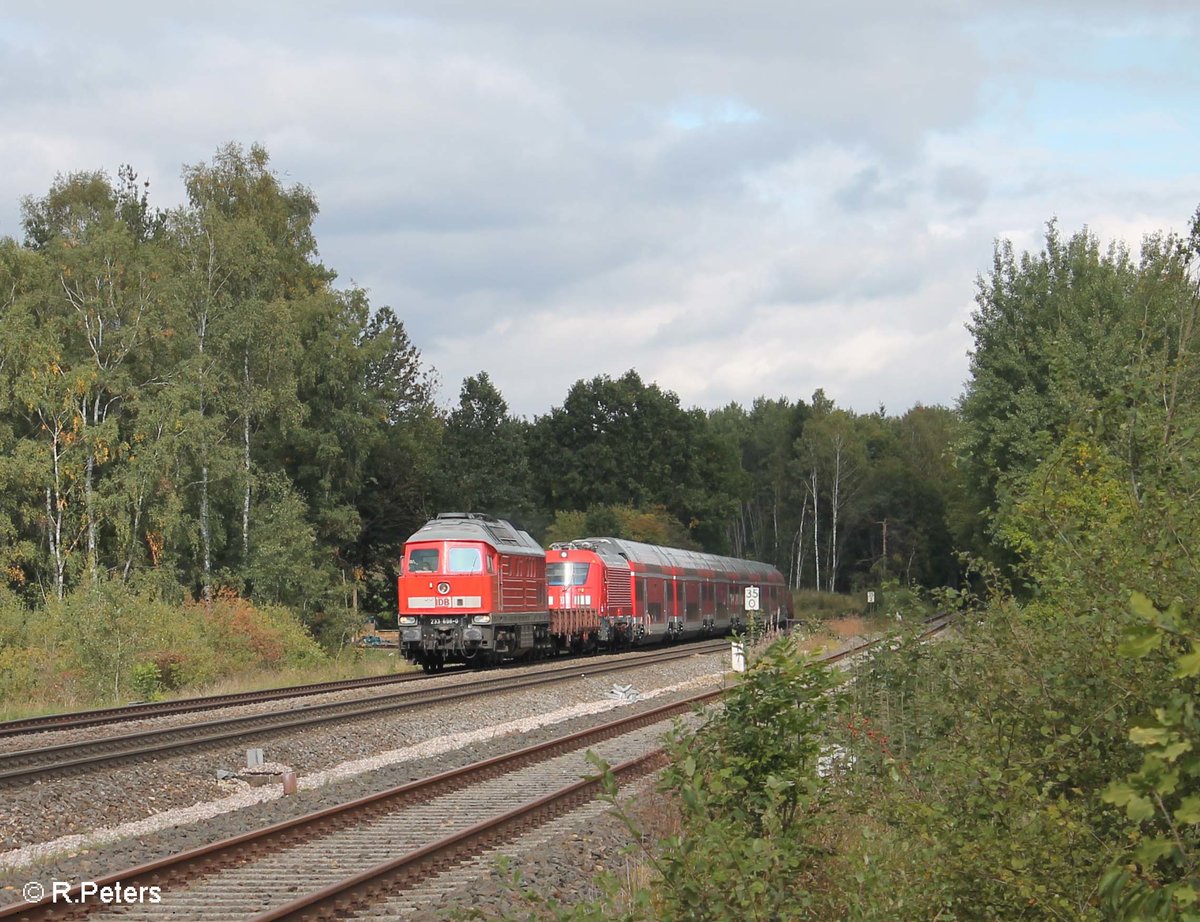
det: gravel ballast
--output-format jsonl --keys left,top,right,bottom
{"left": 395, "top": 780, "right": 677, "bottom": 921}
{"left": 0, "top": 650, "right": 728, "bottom": 908}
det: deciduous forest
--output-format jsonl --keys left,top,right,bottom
{"left": 3, "top": 143, "right": 1200, "bottom": 917}
{"left": 0, "top": 144, "right": 971, "bottom": 637}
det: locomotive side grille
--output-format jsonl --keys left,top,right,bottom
{"left": 605, "top": 567, "right": 632, "bottom": 608}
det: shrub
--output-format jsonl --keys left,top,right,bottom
{"left": 130, "top": 662, "right": 163, "bottom": 701}
{"left": 471, "top": 637, "right": 842, "bottom": 921}
{"left": 0, "top": 580, "right": 327, "bottom": 715}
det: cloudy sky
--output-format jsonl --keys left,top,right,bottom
{"left": 1, "top": 2, "right": 1196, "bottom": 417}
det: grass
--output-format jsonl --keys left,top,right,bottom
{"left": 792, "top": 589, "right": 865, "bottom": 620}
{"left": 0, "top": 648, "right": 417, "bottom": 722}
{"left": 180, "top": 648, "right": 416, "bottom": 699}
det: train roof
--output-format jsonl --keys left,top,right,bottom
{"left": 407, "top": 513, "right": 544, "bottom": 558}
{"left": 559, "top": 537, "right": 784, "bottom": 581}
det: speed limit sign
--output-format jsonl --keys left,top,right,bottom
{"left": 745, "top": 586, "right": 760, "bottom": 611}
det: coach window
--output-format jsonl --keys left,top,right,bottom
{"left": 408, "top": 548, "right": 439, "bottom": 572}
{"left": 448, "top": 547, "right": 483, "bottom": 573}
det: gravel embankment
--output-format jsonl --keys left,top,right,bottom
{"left": 371, "top": 756, "right": 680, "bottom": 920}
{"left": 0, "top": 642, "right": 740, "bottom": 758}
{"left": 0, "top": 651, "right": 726, "bottom": 907}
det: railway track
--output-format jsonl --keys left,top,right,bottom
{"left": 2, "top": 616, "right": 953, "bottom": 920}
{"left": 0, "top": 635, "right": 751, "bottom": 741}
{"left": 1, "top": 686, "right": 711, "bottom": 920}
{"left": 0, "top": 640, "right": 732, "bottom": 787}
{"left": 0, "top": 672, "right": 433, "bottom": 740}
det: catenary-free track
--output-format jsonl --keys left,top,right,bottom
{"left": 0, "top": 641, "right": 731, "bottom": 786}
{"left": 3, "top": 616, "right": 952, "bottom": 920}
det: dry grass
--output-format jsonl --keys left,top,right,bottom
{"left": 792, "top": 589, "right": 864, "bottom": 621}
{"left": 175, "top": 649, "right": 415, "bottom": 699}
{"left": 603, "top": 784, "right": 680, "bottom": 914}
{"left": 0, "top": 649, "right": 415, "bottom": 722}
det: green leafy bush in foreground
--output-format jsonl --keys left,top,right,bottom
{"left": 1101, "top": 593, "right": 1200, "bottom": 919}
{"left": 471, "top": 637, "right": 841, "bottom": 922}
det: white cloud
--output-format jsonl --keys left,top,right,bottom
{"left": 0, "top": 2, "right": 1196, "bottom": 416}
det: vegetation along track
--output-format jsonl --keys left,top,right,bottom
{"left": 2, "top": 617, "right": 952, "bottom": 920}
{"left": 0, "top": 641, "right": 733, "bottom": 787}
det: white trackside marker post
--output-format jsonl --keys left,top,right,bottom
{"left": 745, "top": 585, "right": 760, "bottom": 642}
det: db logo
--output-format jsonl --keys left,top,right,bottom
{"left": 437, "top": 582, "right": 451, "bottom": 595}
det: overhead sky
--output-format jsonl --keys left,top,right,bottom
{"left": 1, "top": 2, "right": 1197, "bottom": 417}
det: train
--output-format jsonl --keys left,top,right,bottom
{"left": 396, "top": 512, "right": 791, "bottom": 671}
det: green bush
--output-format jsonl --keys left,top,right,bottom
{"left": 0, "top": 580, "right": 328, "bottom": 715}
{"left": 1100, "top": 593, "right": 1200, "bottom": 919}
{"left": 819, "top": 599, "right": 1157, "bottom": 920}
{"left": 472, "top": 637, "right": 842, "bottom": 921}
{"left": 130, "top": 662, "right": 163, "bottom": 701}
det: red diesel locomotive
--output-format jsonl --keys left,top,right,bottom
{"left": 397, "top": 513, "right": 549, "bottom": 671}
{"left": 397, "top": 513, "right": 791, "bottom": 670}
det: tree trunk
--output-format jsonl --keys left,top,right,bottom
{"left": 43, "top": 416, "right": 68, "bottom": 601}
{"left": 829, "top": 437, "right": 841, "bottom": 593}
{"left": 200, "top": 460, "right": 212, "bottom": 604}
{"left": 242, "top": 349, "right": 251, "bottom": 571}
{"left": 84, "top": 447, "right": 97, "bottom": 586}
{"left": 811, "top": 467, "right": 821, "bottom": 591}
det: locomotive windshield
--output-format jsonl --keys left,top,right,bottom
{"left": 547, "top": 562, "right": 591, "bottom": 586}
{"left": 408, "top": 548, "right": 439, "bottom": 572}
{"left": 448, "top": 547, "right": 484, "bottom": 573}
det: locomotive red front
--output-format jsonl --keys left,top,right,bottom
{"left": 397, "top": 513, "right": 548, "bottom": 671}
{"left": 546, "top": 541, "right": 631, "bottom": 651}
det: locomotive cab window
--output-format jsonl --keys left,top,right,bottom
{"left": 448, "top": 546, "right": 483, "bottom": 574}
{"left": 408, "top": 548, "right": 439, "bottom": 572}
{"left": 547, "top": 563, "right": 591, "bottom": 586}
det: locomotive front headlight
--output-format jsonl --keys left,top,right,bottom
{"left": 398, "top": 616, "right": 417, "bottom": 625}
{"left": 473, "top": 615, "right": 492, "bottom": 624}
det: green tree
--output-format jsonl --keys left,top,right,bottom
{"left": 957, "top": 219, "right": 1199, "bottom": 576}
{"left": 438, "top": 371, "right": 532, "bottom": 518}
{"left": 709, "top": 397, "right": 806, "bottom": 581}
{"left": 530, "top": 371, "right": 739, "bottom": 551}
{"left": 8, "top": 170, "right": 170, "bottom": 597}
{"left": 839, "top": 405, "right": 964, "bottom": 589}
{"left": 543, "top": 504, "right": 697, "bottom": 548}
{"left": 795, "top": 395, "right": 867, "bottom": 592}
{"left": 176, "top": 143, "right": 322, "bottom": 600}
